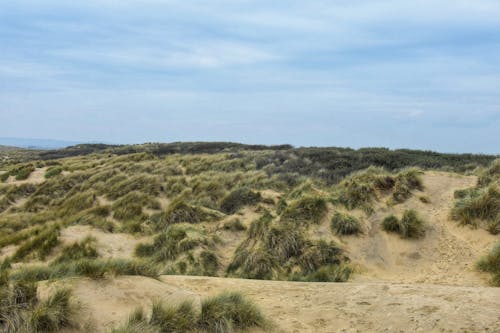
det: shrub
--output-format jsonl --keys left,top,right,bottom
{"left": 331, "top": 212, "right": 362, "bottom": 235}
{"left": 280, "top": 196, "right": 327, "bottom": 224}
{"left": 199, "top": 292, "right": 267, "bottom": 332}
{"left": 476, "top": 243, "right": 500, "bottom": 287}
{"left": 219, "top": 187, "right": 261, "bottom": 214}
{"left": 382, "top": 210, "right": 426, "bottom": 238}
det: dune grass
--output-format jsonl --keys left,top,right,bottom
{"left": 331, "top": 212, "right": 362, "bottom": 235}
{"left": 0, "top": 279, "right": 78, "bottom": 333}
{"left": 382, "top": 209, "right": 426, "bottom": 238}
{"left": 280, "top": 196, "right": 327, "bottom": 224}
{"left": 112, "top": 291, "right": 268, "bottom": 333}
{"left": 219, "top": 187, "right": 261, "bottom": 214}
{"left": 476, "top": 243, "right": 500, "bottom": 286}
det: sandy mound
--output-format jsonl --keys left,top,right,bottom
{"left": 39, "top": 276, "right": 200, "bottom": 332}
{"left": 161, "top": 275, "right": 500, "bottom": 333}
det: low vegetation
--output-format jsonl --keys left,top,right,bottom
{"left": 112, "top": 291, "right": 268, "bottom": 333}
{"left": 382, "top": 209, "right": 426, "bottom": 238}
{"left": 331, "top": 212, "right": 362, "bottom": 235}
{"left": 476, "top": 243, "right": 500, "bottom": 286}
{"left": 451, "top": 159, "right": 499, "bottom": 234}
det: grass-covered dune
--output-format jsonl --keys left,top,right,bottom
{"left": 0, "top": 143, "right": 498, "bottom": 332}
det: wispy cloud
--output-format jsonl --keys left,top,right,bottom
{"left": 0, "top": 1, "right": 499, "bottom": 152}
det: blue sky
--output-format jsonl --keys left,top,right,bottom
{"left": 1, "top": 1, "right": 499, "bottom": 153}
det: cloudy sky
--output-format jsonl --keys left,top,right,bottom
{"left": 1, "top": 0, "right": 499, "bottom": 153}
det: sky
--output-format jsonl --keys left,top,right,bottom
{"left": 1, "top": 1, "right": 499, "bottom": 153}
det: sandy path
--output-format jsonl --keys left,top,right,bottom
{"left": 161, "top": 275, "right": 500, "bottom": 333}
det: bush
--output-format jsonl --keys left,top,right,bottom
{"left": 382, "top": 210, "right": 426, "bottom": 238}
{"left": 219, "top": 187, "right": 261, "bottom": 214}
{"left": 331, "top": 212, "right": 362, "bottom": 235}
{"left": 476, "top": 243, "right": 500, "bottom": 287}
{"left": 280, "top": 196, "right": 327, "bottom": 224}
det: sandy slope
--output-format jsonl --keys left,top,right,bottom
{"left": 344, "top": 171, "right": 498, "bottom": 286}
{"left": 38, "top": 275, "right": 500, "bottom": 333}
{"left": 162, "top": 275, "right": 500, "bottom": 333}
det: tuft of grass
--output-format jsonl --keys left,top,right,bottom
{"left": 291, "top": 263, "right": 353, "bottom": 282}
{"left": 149, "top": 300, "right": 197, "bottom": 332}
{"left": 265, "top": 225, "right": 304, "bottom": 263}
{"left": 222, "top": 218, "right": 247, "bottom": 232}
{"left": 331, "top": 212, "right": 362, "bottom": 235}
{"left": 10, "top": 258, "right": 158, "bottom": 282}
{"left": 247, "top": 211, "right": 273, "bottom": 240}
{"left": 199, "top": 292, "right": 268, "bottom": 332}
{"left": 298, "top": 240, "right": 343, "bottom": 273}
{"left": 228, "top": 247, "right": 276, "bottom": 280}
{"left": 419, "top": 195, "right": 431, "bottom": 204}
{"left": 219, "top": 187, "right": 262, "bottom": 214}
{"left": 112, "top": 292, "right": 268, "bottom": 333}
{"left": 280, "top": 196, "right": 327, "bottom": 224}
{"left": 199, "top": 250, "right": 219, "bottom": 276}
{"left": 52, "top": 236, "right": 98, "bottom": 265}
{"left": 476, "top": 243, "right": 500, "bottom": 287}
{"left": 382, "top": 209, "right": 426, "bottom": 239}
{"left": 30, "top": 288, "right": 77, "bottom": 332}
{"left": 44, "top": 166, "right": 63, "bottom": 179}
{"left": 392, "top": 168, "right": 423, "bottom": 203}
{"left": 12, "top": 226, "right": 60, "bottom": 262}
{"left": 451, "top": 185, "right": 499, "bottom": 233}
{"left": 151, "top": 198, "right": 221, "bottom": 229}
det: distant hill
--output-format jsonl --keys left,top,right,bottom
{"left": 0, "top": 137, "right": 82, "bottom": 150}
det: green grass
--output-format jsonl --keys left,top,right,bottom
{"left": 0, "top": 282, "right": 78, "bottom": 333}
{"left": 280, "top": 196, "right": 327, "bottom": 224}
{"left": 219, "top": 187, "right": 261, "bottom": 214}
{"left": 451, "top": 185, "right": 499, "bottom": 234}
{"left": 476, "top": 243, "right": 500, "bottom": 287}
{"left": 382, "top": 209, "right": 426, "bottom": 239}
{"left": 30, "top": 288, "right": 77, "bottom": 332}
{"left": 51, "top": 236, "right": 98, "bottom": 264}
{"left": 112, "top": 291, "right": 268, "bottom": 333}
{"left": 331, "top": 212, "right": 362, "bottom": 235}
{"left": 44, "top": 166, "right": 63, "bottom": 179}
{"left": 11, "top": 226, "right": 60, "bottom": 262}
{"left": 199, "top": 292, "right": 268, "bottom": 332}
{"left": 10, "top": 258, "right": 158, "bottom": 282}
